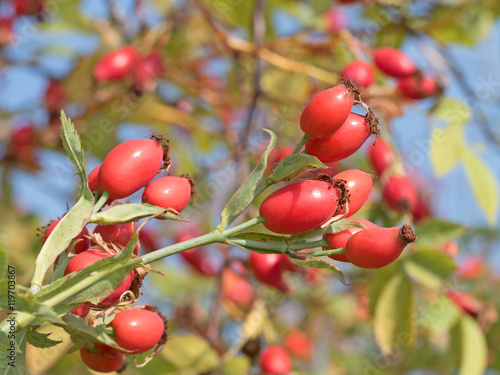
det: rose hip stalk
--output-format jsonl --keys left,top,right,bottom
{"left": 345, "top": 224, "right": 417, "bottom": 269}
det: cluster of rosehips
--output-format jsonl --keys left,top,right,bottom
{"left": 42, "top": 136, "right": 197, "bottom": 372}
{"left": 341, "top": 47, "right": 441, "bottom": 100}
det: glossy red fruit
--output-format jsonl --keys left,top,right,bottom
{"left": 260, "top": 180, "right": 339, "bottom": 234}
{"left": 221, "top": 268, "right": 254, "bottom": 307}
{"left": 93, "top": 46, "right": 137, "bottom": 82}
{"left": 398, "top": 75, "right": 438, "bottom": 99}
{"left": 12, "top": 0, "right": 44, "bottom": 16}
{"left": 341, "top": 61, "right": 375, "bottom": 88}
{"left": 43, "top": 218, "right": 90, "bottom": 254}
{"left": 7, "top": 125, "right": 38, "bottom": 168}
{"left": 305, "top": 112, "right": 375, "bottom": 163}
{"left": 80, "top": 343, "right": 125, "bottom": 373}
{"left": 134, "top": 51, "right": 164, "bottom": 91}
{"left": 382, "top": 176, "right": 418, "bottom": 213}
{"left": 439, "top": 241, "right": 459, "bottom": 258}
{"left": 142, "top": 176, "right": 192, "bottom": 214}
{"left": 0, "top": 17, "right": 14, "bottom": 45}
{"left": 259, "top": 346, "right": 292, "bottom": 375}
{"left": 300, "top": 83, "right": 356, "bottom": 139}
{"left": 94, "top": 222, "right": 136, "bottom": 247}
{"left": 98, "top": 138, "right": 164, "bottom": 200}
{"left": 324, "top": 7, "right": 347, "bottom": 33}
{"left": 412, "top": 195, "right": 432, "bottom": 222}
{"left": 249, "top": 252, "right": 286, "bottom": 291}
{"left": 73, "top": 303, "right": 91, "bottom": 318}
{"left": 368, "top": 138, "right": 394, "bottom": 176}
{"left": 87, "top": 165, "right": 101, "bottom": 192}
{"left": 333, "top": 169, "right": 372, "bottom": 217}
{"left": 458, "top": 256, "right": 486, "bottom": 280}
{"left": 110, "top": 309, "right": 164, "bottom": 354}
{"left": 324, "top": 217, "right": 377, "bottom": 262}
{"left": 64, "top": 248, "right": 134, "bottom": 307}
{"left": 283, "top": 330, "right": 314, "bottom": 361}
{"left": 44, "top": 80, "right": 65, "bottom": 113}
{"left": 447, "top": 290, "right": 482, "bottom": 317}
{"left": 374, "top": 47, "right": 416, "bottom": 78}
{"left": 345, "top": 224, "right": 416, "bottom": 268}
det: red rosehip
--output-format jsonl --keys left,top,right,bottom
{"left": 87, "top": 164, "right": 101, "bottom": 192}
{"left": 43, "top": 218, "right": 90, "bottom": 254}
{"left": 412, "top": 195, "right": 432, "bottom": 222}
{"left": 133, "top": 51, "right": 164, "bottom": 91}
{"left": 93, "top": 46, "right": 138, "bottom": 82}
{"left": 382, "top": 176, "right": 418, "bottom": 213}
{"left": 259, "top": 346, "right": 292, "bottom": 375}
{"left": 367, "top": 138, "right": 394, "bottom": 176}
{"left": 12, "top": 0, "right": 44, "bottom": 16}
{"left": 142, "top": 176, "right": 193, "bottom": 214}
{"left": 176, "top": 228, "right": 219, "bottom": 276}
{"left": 447, "top": 290, "right": 482, "bottom": 317}
{"left": 64, "top": 248, "right": 134, "bottom": 307}
{"left": 80, "top": 343, "right": 125, "bottom": 373}
{"left": 221, "top": 268, "right": 254, "bottom": 307}
{"left": 260, "top": 180, "right": 340, "bottom": 234}
{"left": 109, "top": 309, "right": 165, "bottom": 354}
{"left": 44, "top": 80, "right": 65, "bottom": 113}
{"left": 374, "top": 47, "right": 416, "bottom": 78}
{"left": 398, "top": 75, "right": 438, "bottom": 99}
{"left": 0, "top": 17, "right": 14, "bottom": 45}
{"left": 300, "top": 83, "right": 356, "bottom": 139}
{"left": 73, "top": 303, "right": 91, "bottom": 318}
{"left": 249, "top": 252, "right": 287, "bottom": 291}
{"left": 98, "top": 138, "right": 164, "bottom": 200}
{"left": 341, "top": 61, "right": 375, "bottom": 88}
{"left": 324, "top": 217, "right": 377, "bottom": 262}
{"left": 305, "top": 112, "right": 375, "bottom": 163}
{"left": 7, "top": 125, "right": 38, "bottom": 168}
{"left": 138, "top": 228, "right": 158, "bottom": 254}
{"left": 457, "top": 256, "right": 486, "bottom": 280}
{"left": 283, "top": 330, "right": 314, "bottom": 361}
{"left": 345, "top": 224, "right": 416, "bottom": 269}
{"left": 93, "top": 222, "right": 136, "bottom": 247}
{"left": 333, "top": 169, "right": 373, "bottom": 217}
{"left": 324, "top": 7, "right": 347, "bottom": 33}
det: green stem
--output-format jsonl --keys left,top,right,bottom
{"left": 93, "top": 190, "right": 110, "bottom": 214}
{"left": 293, "top": 134, "right": 310, "bottom": 154}
{"left": 306, "top": 248, "right": 345, "bottom": 257}
{"left": 225, "top": 236, "right": 329, "bottom": 254}
{"left": 289, "top": 238, "right": 329, "bottom": 251}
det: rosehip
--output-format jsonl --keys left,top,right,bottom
{"left": 374, "top": 47, "right": 416, "bottom": 78}
{"left": 305, "top": 112, "right": 377, "bottom": 163}
{"left": 87, "top": 164, "right": 101, "bottom": 192}
{"left": 73, "top": 304, "right": 91, "bottom": 318}
{"left": 44, "top": 80, "right": 65, "bottom": 113}
{"left": 98, "top": 138, "right": 164, "bottom": 200}
{"left": 341, "top": 61, "right": 375, "bottom": 88}
{"left": 249, "top": 252, "right": 286, "bottom": 291}
{"left": 93, "top": 222, "right": 136, "bottom": 247}
{"left": 283, "top": 330, "right": 314, "bottom": 361}
{"left": 259, "top": 180, "right": 340, "bottom": 234}
{"left": 458, "top": 256, "right": 486, "bottom": 280}
{"left": 138, "top": 228, "right": 158, "bottom": 254}
{"left": 109, "top": 309, "right": 165, "bottom": 354}
{"left": 398, "top": 75, "right": 438, "bottom": 99}
{"left": 259, "top": 346, "right": 292, "bottom": 375}
{"left": 80, "top": 343, "right": 125, "bottom": 373}
{"left": 345, "top": 224, "right": 416, "bottom": 268}
{"left": 142, "top": 176, "right": 193, "bottom": 214}
{"left": 93, "top": 46, "right": 138, "bottom": 82}
{"left": 382, "top": 176, "right": 418, "bottom": 213}
{"left": 64, "top": 248, "right": 134, "bottom": 307}
{"left": 412, "top": 195, "right": 432, "bottom": 222}
{"left": 43, "top": 218, "right": 90, "bottom": 254}
{"left": 447, "top": 290, "right": 482, "bottom": 317}
{"left": 333, "top": 169, "right": 373, "bottom": 217}
{"left": 133, "top": 51, "right": 164, "bottom": 91}
{"left": 221, "top": 268, "right": 254, "bottom": 307}
{"left": 367, "top": 138, "right": 394, "bottom": 176}
{"left": 324, "top": 7, "right": 347, "bottom": 33}
{"left": 300, "top": 83, "right": 356, "bottom": 139}
{"left": 12, "top": 0, "right": 44, "bottom": 16}
{"left": 0, "top": 17, "right": 13, "bottom": 45}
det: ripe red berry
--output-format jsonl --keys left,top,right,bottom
{"left": 64, "top": 248, "right": 134, "bottom": 307}
{"left": 93, "top": 46, "right": 137, "bottom": 82}
{"left": 142, "top": 176, "right": 193, "bottom": 214}
{"left": 43, "top": 218, "right": 90, "bottom": 254}
{"left": 133, "top": 51, "right": 164, "bottom": 91}
{"left": 398, "top": 75, "right": 438, "bottom": 99}
{"left": 0, "top": 17, "right": 14, "bottom": 46}
{"left": 98, "top": 138, "right": 164, "bottom": 200}
{"left": 345, "top": 224, "right": 416, "bottom": 268}
{"left": 221, "top": 268, "right": 254, "bottom": 307}
{"left": 249, "top": 252, "right": 287, "bottom": 291}
{"left": 260, "top": 180, "right": 340, "bottom": 234}
{"left": 447, "top": 290, "right": 482, "bottom": 317}
{"left": 259, "top": 346, "right": 292, "bottom": 375}
{"left": 44, "top": 80, "right": 65, "bottom": 113}
{"left": 305, "top": 112, "right": 375, "bottom": 163}
{"left": 457, "top": 256, "right": 486, "bottom": 280}
{"left": 80, "top": 343, "right": 125, "bottom": 373}
{"left": 93, "top": 222, "right": 136, "bottom": 247}
{"left": 12, "top": 0, "right": 44, "bottom": 16}
{"left": 87, "top": 165, "right": 101, "bottom": 193}
{"left": 333, "top": 169, "right": 373, "bottom": 217}
{"left": 367, "top": 138, "right": 394, "bottom": 176}
{"left": 374, "top": 47, "right": 416, "bottom": 78}
{"left": 7, "top": 125, "right": 38, "bottom": 168}
{"left": 73, "top": 303, "right": 91, "bottom": 318}
{"left": 176, "top": 228, "right": 219, "bottom": 276}
{"left": 412, "top": 195, "right": 432, "bottom": 222}
{"left": 109, "top": 309, "right": 165, "bottom": 354}
{"left": 341, "top": 61, "right": 375, "bottom": 88}
{"left": 382, "top": 176, "right": 418, "bottom": 213}
{"left": 283, "top": 330, "right": 314, "bottom": 361}
{"left": 300, "top": 83, "right": 356, "bottom": 139}
{"left": 138, "top": 228, "right": 158, "bottom": 254}
{"left": 324, "top": 7, "right": 347, "bottom": 33}
{"left": 324, "top": 217, "right": 377, "bottom": 262}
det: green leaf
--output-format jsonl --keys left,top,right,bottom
{"left": 429, "top": 125, "right": 465, "bottom": 176}
{"left": 217, "top": 129, "right": 276, "bottom": 230}
{"left": 221, "top": 356, "right": 251, "bottom": 375}
{"left": 31, "top": 112, "right": 94, "bottom": 290}
{"left": 462, "top": 149, "right": 498, "bottom": 226}
{"left": 374, "top": 271, "right": 414, "bottom": 355}
{"left": 0, "top": 245, "right": 6, "bottom": 279}
{"left": 285, "top": 250, "right": 349, "bottom": 286}
{"left": 415, "top": 219, "right": 468, "bottom": 248}
{"left": 403, "top": 250, "right": 456, "bottom": 290}
{"left": 26, "top": 329, "right": 62, "bottom": 349}
{"left": 266, "top": 153, "right": 327, "bottom": 184}
{"left": 457, "top": 315, "right": 488, "bottom": 375}
{"left": 432, "top": 99, "right": 471, "bottom": 127}
{"left": 161, "top": 334, "right": 220, "bottom": 372}
{"left": 90, "top": 203, "right": 187, "bottom": 225}
{"left": 419, "top": 297, "right": 460, "bottom": 334}
{"left": 0, "top": 331, "right": 9, "bottom": 350}
{"left": 59, "top": 315, "right": 117, "bottom": 348}
{"left": 0, "top": 329, "right": 26, "bottom": 375}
